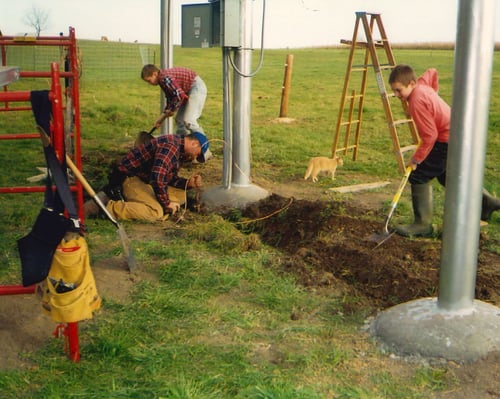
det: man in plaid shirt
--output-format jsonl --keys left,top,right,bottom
{"left": 142, "top": 64, "right": 207, "bottom": 135}
{"left": 84, "top": 132, "right": 211, "bottom": 221}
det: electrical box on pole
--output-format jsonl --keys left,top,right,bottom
{"left": 222, "top": 0, "right": 243, "bottom": 48}
{"left": 181, "top": 1, "right": 220, "bottom": 48}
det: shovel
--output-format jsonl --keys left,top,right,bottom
{"left": 367, "top": 165, "right": 413, "bottom": 248}
{"left": 65, "top": 155, "right": 137, "bottom": 273}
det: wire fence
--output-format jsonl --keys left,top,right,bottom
{"left": 1, "top": 40, "right": 160, "bottom": 84}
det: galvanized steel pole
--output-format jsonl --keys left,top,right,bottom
{"left": 231, "top": 0, "right": 253, "bottom": 186}
{"left": 222, "top": 46, "right": 232, "bottom": 188}
{"left": 160, "top": 0, "right": 174, "bottom": 135}
{"left": 202, "top": 0, "right": 269, "bottom": 209}
{"left": 438, "top": 0, "right": 495, "bottom": 310}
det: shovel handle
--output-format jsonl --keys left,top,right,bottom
{"left": 65, "top": 155, "right": 120, "bottom": 228}
{"left": 390, "top": 166, "right": 413, "bottom": 206}
{"left": 65, "top": 155, "right": 97, "bottom": 197}
{"left": 383, "top": 166, "right": 413, "bottom": 230}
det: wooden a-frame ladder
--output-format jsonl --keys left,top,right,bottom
{"left": 331, "top": 11, "right": 419, "bottom": 173}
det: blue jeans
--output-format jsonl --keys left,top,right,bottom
{"left": 176, "top": 76, "right": 207, "bottom": 135}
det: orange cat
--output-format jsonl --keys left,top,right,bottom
{"left": 304, "top": 156, "right": 343, "bottom": 183}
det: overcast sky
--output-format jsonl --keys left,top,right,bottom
{"left": 1, "top": 0, "right": 499, "bottom": 48}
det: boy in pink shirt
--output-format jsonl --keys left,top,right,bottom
{"left": 389, "top": 64, "right": 500, "bottom": 237}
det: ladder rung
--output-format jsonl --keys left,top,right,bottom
{"left": 399, "top": 145, "right": 418, "bottom": 153}
{"left": 346, "top": 94, "right": 363, "bottom": 100}
{"left": 352, "top": 63, "right": 392, "bottom": 69}
{"left": 392, "top": 118, "right": 413, "bottom": 126}
{"left": 340, "top": 39, "right": 386, "bottom": 48}
{"left": 337, "top": 145, "right": 358, "bottom": 151}
{"left": 340, "top": 120, "right": 360, "bottom": 126}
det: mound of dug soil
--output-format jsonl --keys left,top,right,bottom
{"left": 240, "top": 194, "right": 500, "bottom": 310}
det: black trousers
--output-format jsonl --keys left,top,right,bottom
{"left": 409, "top": 141, "right": 448, "bottom": 186}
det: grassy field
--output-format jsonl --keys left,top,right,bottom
{"left": 0, "top": 41, "right": 499, "bottom": 398}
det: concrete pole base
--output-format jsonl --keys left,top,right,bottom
{"left": 202, "top": 184, "right": 269, "bottom": 211}
{"left": 370, "top": 297, "right": 500, "bottom": 363}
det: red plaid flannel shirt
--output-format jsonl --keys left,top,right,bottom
{"left": 117, "top": 135, "right": 188, "bottom": 211}
{"left": 158, "top": 67, "right": 197, "bottom": 113}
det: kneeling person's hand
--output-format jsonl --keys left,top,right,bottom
{"left": 188, "top": 174, "right": 202, "bottom": 189}
{"left": 166, "top": 201, "right": 181, "bottom": 215}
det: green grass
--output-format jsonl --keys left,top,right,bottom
{"left": 0, "top": 41, "right": 499, "bottom": 398}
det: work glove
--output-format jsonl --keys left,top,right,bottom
{"left": 106, "top": 186, "right": 125, "bottom": 202}
{"left": 108, "top": 167, "right": 127, "bottom": 188}
{"left": 106, "top": 167, "right": 127, "bottom": 201}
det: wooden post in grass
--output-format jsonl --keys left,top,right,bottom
{"left": 279, "top": 54, "right": 293, "bottom": 118}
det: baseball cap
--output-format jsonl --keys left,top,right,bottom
{"left": 192, "top": 132, "right": 212, "bottom": 163}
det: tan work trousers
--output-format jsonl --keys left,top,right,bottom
{"left": 106, "top": 176, "right": 186, "bottom": 221}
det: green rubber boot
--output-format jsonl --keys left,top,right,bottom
{"left": 481, "top": 189, "right": 500, "bottom": 221}
{"left": 395, "top": 183, "right": 434, "bottom": 237}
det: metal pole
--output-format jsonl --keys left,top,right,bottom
{"left": 202, "top": 0, "right": 268, "bottom": 209}
{"left": 438, "top": 0, "right": 495, "bottom": 310}
{"left": 231, "top": 0, "right": 253, "bottom": 187}
{"left": 160, "top": 0, "right": 174, "bottom": 135}
{"left": 222, "top": 46, "right": 232, "bottom": 188}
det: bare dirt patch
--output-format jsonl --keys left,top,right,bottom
{"left": 239, "top": 193, "right": 499, "bottom": 310}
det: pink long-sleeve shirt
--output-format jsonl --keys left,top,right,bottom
{"left": 408, "top": 68, "right": 451, "bottom": 163}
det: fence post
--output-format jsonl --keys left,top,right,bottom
{"left": 279, "top": 54, "right": 293, "bottom": 118}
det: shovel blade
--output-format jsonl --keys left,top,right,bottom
{"left": 117, "top": 224, "right": 136, "bottom": 273}
{"left": 367, "top": 231, "right": 388, "bottom": 243}
{"left": 366, "top": 230, "right": 396, "bottom": 249}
